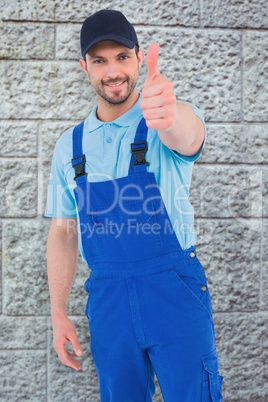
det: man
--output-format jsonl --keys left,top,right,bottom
{"left": 45, "top": 9, "right": 223, "bottom": 402}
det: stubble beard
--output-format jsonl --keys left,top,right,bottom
{"left": 92, "top": 74, "right": 139, "bottom": 106}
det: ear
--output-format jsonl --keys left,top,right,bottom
{"left": 80, "top": 58, "right": 88, "bottom": 76}
{"left": 137, "top": 49, "right": 144, "bottom": 70}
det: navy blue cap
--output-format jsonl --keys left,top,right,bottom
{"left": 80, "top": 10, "right": 139, "bottom": 58}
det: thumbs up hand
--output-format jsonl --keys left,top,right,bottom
{"left": 140, "top": 43, "right": 177, "bottom": 132}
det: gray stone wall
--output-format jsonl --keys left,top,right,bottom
{"left": 0, "top": 0, "right": 267, "bottom": 401}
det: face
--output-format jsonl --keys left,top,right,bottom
{"left": 80, "top": 41, "right": 144, "bottom": 105}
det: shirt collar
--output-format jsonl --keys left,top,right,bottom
{"left": 84, "top": 93, "right": 143, "bottom": 133}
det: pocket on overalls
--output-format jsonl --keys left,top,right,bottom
{"left": 171, "top": 259, "right": 213, "bottom": 321}
{"left": 84, "top": 274, "right": 96, "bottom": 319}
{"left": 91, "top": 199, "right": 155, "bottom": 227}
{"left": 84, "top": 273, "right": 95, "bottom": 293}
{"left": 89, "top": 200, "right": 164, "bottom": 262}
{"left": 201, "top": 348, "right": 224, "bottom": 401}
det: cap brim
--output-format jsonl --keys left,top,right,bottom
{"left": 82, "top": 34, "right": 136, "bottom": 57}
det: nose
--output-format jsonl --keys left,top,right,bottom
{"left": 105, "top": 60, "right": 121, "bottom": 79}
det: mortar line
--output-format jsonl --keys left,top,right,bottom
{"left": 0, "top": 347, "right": 47, "bottom": 351}
{"left": 259, "top": 219, "right": 263, "bottom": 309}
{"left": 54, "top": 21, "right": 57, "bottom": 60}
{"left": 2, "top": 19, "right": 268, "bottom": 31}
{"left": 195, "top": 163, "right": 268, "bottom": 166}
{"left": 240, "top": 30, "right": 244, "bottom": 124}
{"left": 198, "top": 0, "right": 203, "bottom": 29}
{"left": 1, "top": 119, "right": 268, "bottom": 125}
{"left": 47, "top": 316, "right": 50, "bottom": 402}
{"left": 0, "top": 158, "right": 267, "bottom": 166}
{"left": 0, "top": 217, "right": 49, "bottom": 221}
{"left": 0, "top": 217, "right": 266, "bottom": 222}
{"left": 37, "top": 121, "right": 43, "bottom": 217}
{"left": 1, "top": 221, "right": 3, "bottom": 315}
{"left": 1, "top": 313, "right": 85, "bottom": 317}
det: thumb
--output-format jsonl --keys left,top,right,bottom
{"left": 145, "top": 43, "right": 160, "bottom": 82}
{"left": 70, "top": 335, "right": 82, "bottom": 356}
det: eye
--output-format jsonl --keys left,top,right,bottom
{"left": 93, "top": 59, "right": 104, "bottom": 64}
{"left": 119, "top": 55, "right": 129, "bottom": 60}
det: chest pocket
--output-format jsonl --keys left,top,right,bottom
{"left": 91, "top": 200, "right": 155, "bottom": 227}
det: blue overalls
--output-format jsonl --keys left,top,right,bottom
{"left": 71, "top": 117, "right": 224, "bottom": 401}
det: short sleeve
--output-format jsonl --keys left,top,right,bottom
{"left": 44, "top": 138, "right": 77, "bottom": 219}
{"left": 168, "top": 102, "right": 207, "bottom": 163}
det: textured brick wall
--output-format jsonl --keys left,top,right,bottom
{"left": 0, "top": 1, "right": 267, "bottom": 401}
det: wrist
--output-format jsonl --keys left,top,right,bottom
{"left": 51, "top": 307, "right": 68, "bottom": 322}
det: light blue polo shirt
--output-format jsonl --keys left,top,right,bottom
{"left": 45, "top": 93, "right": 206, "bottom": 263}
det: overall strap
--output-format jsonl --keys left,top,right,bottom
{"left": 128, "top": 117, "right": 150, "bottom": 175}
{"left": 71, "top": 121, "right": 87, "bottom": 181}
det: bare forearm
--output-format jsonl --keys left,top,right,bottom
{"left": 47, "top": 223, "right": 79, "bottom": 320}
{"left": 157, "top": 102, "right": 198, "bottom": 153}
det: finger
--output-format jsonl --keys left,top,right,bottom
{"left": 140, "top": 93, "right": 176, "bottom": 110}
{"left": 67, "top": 356, "right": 82, "bottom": 370}
{"left": 145, "top": 117, "right": 175, "bottom": 131}
{"left": 57, "top": 344, "right": 82, "bottom": 370}
{"left": 142, "top": 78, "right": 173, "bottom": 99}
{"left": 68, "top": 334, "right": 83, "bottom": 356}
{"left": 67, "top": 351, "right": 81, "bottom": 358}
{"left": 146, "top": 43, "right": 160, "bottom": 82}
{"left": 143, "top": 104, "right": 175, "bottom": 121}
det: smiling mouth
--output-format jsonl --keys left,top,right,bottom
{"left": 105, "top": 81, "right": 126, "bottom": 87}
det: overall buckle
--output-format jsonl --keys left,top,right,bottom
{"left": 71, "top": 154, "right": 88, "bottom": 181}
{"left": 131, "top": 141, "right": 149, "bottom": 167}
